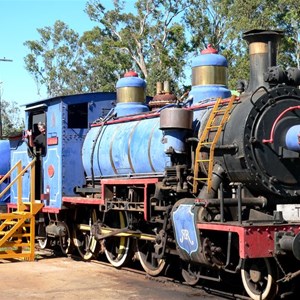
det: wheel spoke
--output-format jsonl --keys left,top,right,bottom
{"left": 181, "top": 263, "right": 201, "bottom": 286}
{"left": 73, "top": 208, "right": 98, "bottom": 260}
{"left": 241, "top": 258, "right": 278, "bottom": 300}
{"left": 58, "top": 221, "right": 71, "bottom": 255}
{"left": 137, "top": 239, "right": 166, "bottom": 276}
{"left": 104, "top": 211, "right": 131, "bottom": 268}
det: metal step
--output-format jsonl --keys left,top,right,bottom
{"left": 3, "top": 221, "right": 17, "bottom": 225}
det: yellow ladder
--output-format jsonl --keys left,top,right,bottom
{"left": 193, "top": 96, "right": 236, "bottom": 193}
{"left": 0, "top": 158, "right": 44, "bottom": 261}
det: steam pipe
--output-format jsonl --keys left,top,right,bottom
{"left": 198, "top": 164, "right": 224, "bottom": 199}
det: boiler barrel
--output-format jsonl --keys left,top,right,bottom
{"left": 82, "top": 117, "right": 171, "bottom": 178}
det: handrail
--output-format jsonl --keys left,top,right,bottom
{"left": 0, "top": 158, "right": 36, "bottom": 207}
{"left": 262, "top": 106, "right": 300, "bottom": 144}
{"left": 0, "top": 157, "right": 41, "bottom": 261}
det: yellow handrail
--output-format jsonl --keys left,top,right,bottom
{"left": 0, "top": 157, "right": 43, "bottom": 261}
{"left": 0, "top": 158, "right": 36, "bottom": 207}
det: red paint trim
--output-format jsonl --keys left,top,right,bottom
{"left": 47, "top": 165, "right": 55, "bottom": 178}
{"left": 7, "top": 203, "right": 17, "bottom": 212}
{"left": 190, "top": 98, "right": 233, "bottom": 110}
{"left": 91, "top": 112, "right": 160, "bottom": 127}
{"left": 91, "top": 98, "right": 235, "bottom": 128}
{"left": 41, "top": 193, "right": 50, "bottom": 201}
{"left": 101, "top": 178, "right": 158, "bottom": 185}
{"left": 197, "top": 222, "right": 300, "bottom": 259}
{"left": 42, "top": 207, "right": 60, "bottom": 213}
{"left": 7, "top": 203, "right": 60, "bottom": 214}
{"left": 47, "top": 137, "right": 58, "bottom": 145}
{"left": 8, "top": 134, "right": 23, "bottom": 141}
{"left": 63, "top": 196, "right": 104, "bottom": 205}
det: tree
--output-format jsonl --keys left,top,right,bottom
{"left": 184, "top": 0, "right": 300, "bottom": 89}
{"left": 0, "top": 99, "right": 24, "bottom": 137}
{"left": 24, "top": 20, "right": 87, "bottom": 97}
{"left": 273, "top": 0, "right": 300, "bottom": 69}
{"left": 24, "top": 1, "right": 191, "bottom": 98}
{"left": 23, "top": 0, "right": 300, "bottom": 98}
{"left": 183, "top": 0, "right": 288, "bottom": 90}
{"left": 85, "top": 0, "right": 190, "bottom": 95}
{"left": 79, "top": 26, "right": 133, "bottom": 92}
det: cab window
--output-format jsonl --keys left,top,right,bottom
{"left": 68, "top": 103, "right": 88, "bottom": 128}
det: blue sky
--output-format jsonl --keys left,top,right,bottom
{"left": 0, "top": 0, "right": 102, "bottom": 107}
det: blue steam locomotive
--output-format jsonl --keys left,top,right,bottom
{"left": 2, "top": 29, "right": 300, "bottom": 299}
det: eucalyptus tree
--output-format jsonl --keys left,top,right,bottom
{"left": 274, "top": 0, "right": 300, "bottom": 69}
{"left": 79, "top": 26, "right": 132, "bottom": 92}
{"left": 0, "top": 99, "right": 24, "bottom": 137}
{"left": 183, "top": 0, "right": 298, "bottom": 90}
{"left": 24, "top": 20, "right": 87, "bottom": 97}
{"left": 85, "top": 0, "right": 190, "bottom": 95}
{"left": 23, "top": 0, "right": 300, "bottom": 99}
{"left": 184, "top": 0, "right": 278, "bottom": 89}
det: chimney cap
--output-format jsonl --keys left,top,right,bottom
{"left": 201, "top": 44, "right": 218, "bottom": 54}
{"left": 124, "top": 70, "right": 138, "bottom": 77}
{"left": 243, "top": 29, "right": 284, "bottom": 43}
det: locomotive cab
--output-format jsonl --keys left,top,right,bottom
{"left": 9, "top": 92, "right": 116, "bottom": 210}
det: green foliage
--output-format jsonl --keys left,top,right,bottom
{"left": 85, "top": 0, "right": 190, "bottom": 96}
{"left": 24, "top": 20, "right": 86, "bottom": 97}
{"left": 0, "top": 99, "right": 24, "bottom": 137}
{"left": 184, "top": 0, "right": 300, "bottom": 90}
{"left": 23, "top": 0, "right": 300, "bottom": 98}
{"left": 80, "top": 26, "right": 132, "bottom": 92}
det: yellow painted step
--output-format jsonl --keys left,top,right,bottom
{"left": 18, "top": 202, "right": 44, "bottom": 215}
{"left": 3, "top": 221, "right": 17, "bottom": 225}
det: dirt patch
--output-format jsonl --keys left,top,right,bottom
{"left": 0, "top": 252, "right": 221, "bottom": 300}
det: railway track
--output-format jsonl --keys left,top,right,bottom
{"left": 90, "top": 259, "right": 252, "bottom": 300}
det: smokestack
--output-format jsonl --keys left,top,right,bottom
{"left": 243, "top": 29, "right": 283, "bottom": 92}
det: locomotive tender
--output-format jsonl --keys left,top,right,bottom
{"left": 2, "top": 29, "right": 300, "bottom": 299}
